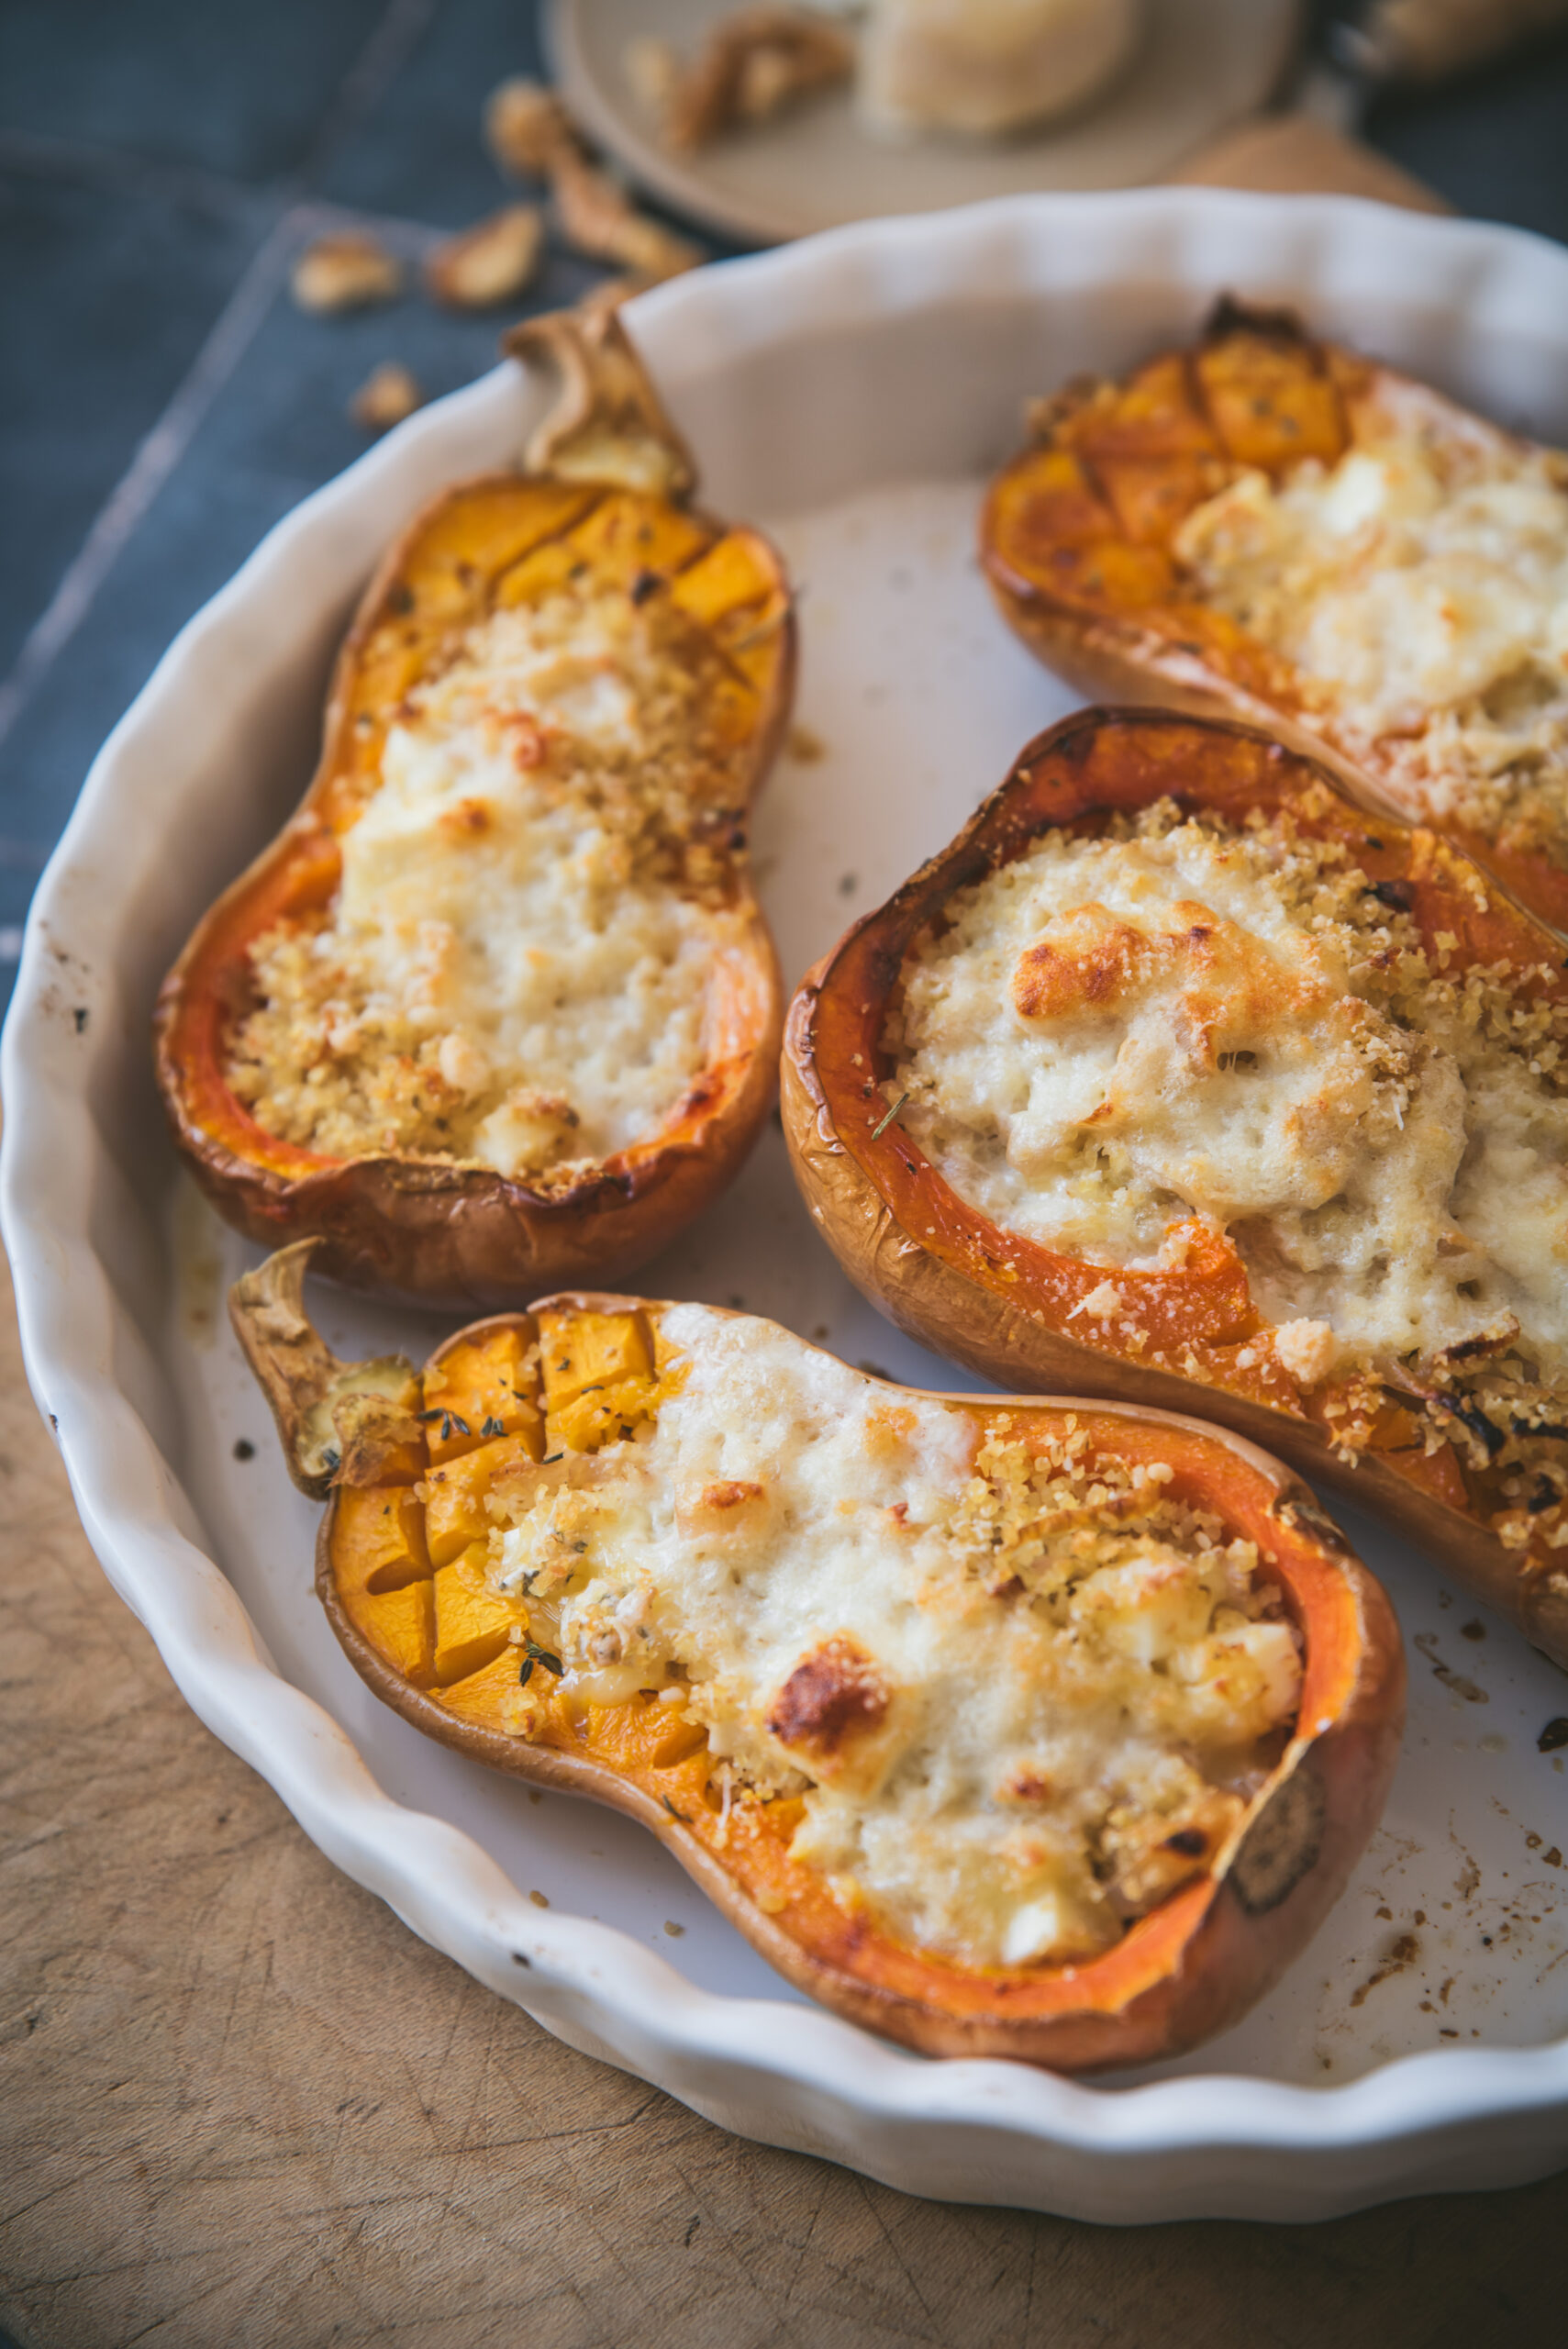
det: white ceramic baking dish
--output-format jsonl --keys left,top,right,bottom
{"left": 8, "top": 189, "right": 1568, "bottom": 2221}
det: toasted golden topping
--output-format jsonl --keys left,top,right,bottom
{"left": 889, "top": 794, "right": 1568, "bottom": 1491}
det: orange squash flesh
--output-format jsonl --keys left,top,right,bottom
{"left": 783, "top": 707, "right": 1568, "bottom": 1673}
{"left": 235, "top": 1256, "right": 1403, "bottom": 2073}
{"left": 155, "top": 305, "right": 795, "bottom": 1307}
{"left": 982, "top": 302, "right": 1568, "bottom": 937}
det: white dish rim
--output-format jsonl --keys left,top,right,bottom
{"left": 7, "top": 187, "right": 1568, "bottom": 2221}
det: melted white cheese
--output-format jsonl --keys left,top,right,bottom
{"left": 1173, "top": 395, "right": 1568, "bottom": 829}
{"left": 230, "top": 592, "right": 738, "bottom": 1175}
{"left": 488, "top": 1308, "right": 1299, "bottom": 1969}
{"left": 890, "top": 813, "right": 1568, "bottom": 1381}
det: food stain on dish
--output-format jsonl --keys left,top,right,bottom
{"left": 1311, "top": 1807, "right": 1568, "bottom": 2070}
{"left": 1413, "top": 1632, "right": 1489, "bottom": 1705}
{"left": 1348, "top": 1929, "right": 1421, "bottom": 2010}
{"left": 171, "top": 1172, "right": 225, "bottom": 1349}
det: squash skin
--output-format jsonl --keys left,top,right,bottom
{"left": 241, "top": 1273, "right": 1403, "bottom": 2074}
{"left": 783, "top": 707, "right": 1568, "bottom": 1674}
{"left": 981, "top": 301, "right": 1568, "bottom": 938}
{"left": 155, "top": 314, "right": 795, "bottom": 1308}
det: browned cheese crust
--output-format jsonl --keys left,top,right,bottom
{"left": 784, "top": 708, "right": 1568, "bottom": 1672}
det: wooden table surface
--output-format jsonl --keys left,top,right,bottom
{"left": 4, "top": 123, "right": 1566, "bottom": 2349}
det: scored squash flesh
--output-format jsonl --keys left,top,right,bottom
{"left": 983, "top": 300, "right": 1568, "bottom": 936}
{"left": 232, "top": 1240, "right": 1402, "bottom": 2072}
{"left": 784, "top": 707, "right": 1568, "bottom": 1673}
{"left": 156, "top": 294, "right": 795, "bottom": 1306}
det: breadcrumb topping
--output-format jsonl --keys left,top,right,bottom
{"left": 483, "top": 1308, "right": 1300, "bottom": 1969}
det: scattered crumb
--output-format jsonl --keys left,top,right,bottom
{"left": 1460, "top": 1619, "right": 1487, "bottom": 1641}
{"left": 785, "top": 723, "right": 827, "bottom": 763}
{"left": 485, "top": 77, "right": 575, "bottom": 177}
{"left": 293, "top": 231, "right": 403, "bottom": 315}
{"left": 484, "top": 75, "right": 702, "bottom": 284}
{"left": 232, "top": 1438, "right": 255, "bottom": 1463}
{"left": 662, "top": 1920, "right": 686, "bottom": 1938}
{"left": 426, "top": 204, "right": 544, "bottom": 309}
{"left": 1349, "top": 1932, "right": 1420, "bottom": 2009}
{"left": 662, "top": 6, "right": 853, "bottom": 153}
{"left": 528, "top": 1789, "right": 544, "bottom": 1805}
{"left": 552, "top": 151, "right": 701, "bottom": 283}
{"left": 350, "top": 362, "right": 423, "bottom": 434}
{"left": 528, "top": 1888, "right": 550, "bottom": 1909}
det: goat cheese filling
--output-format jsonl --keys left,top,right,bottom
{"left": 484, "top": 1309, "right": 1300, "bottom": 1969}
{"left": 1174, "top": 385, "right": 1568, "bottom": 854}
{"left": 886, "top": 801, "right": 1568, "bottom": 1409}
{"left": 227, "top": 583, "right": 750, "bottom": 1178}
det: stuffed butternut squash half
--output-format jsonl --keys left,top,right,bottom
{"left": 784, "top": 708, "right": 1568, "bottom": 1672}
{"left": 983, "top": 301, "right": 1568, "bottom": 934}
{"left": 232, "top": 1241, "right": 1401, "bottom": 2071}
{"left": 156, "top": 294, "right": 795, "bottom": 1305}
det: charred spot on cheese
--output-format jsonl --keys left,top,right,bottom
{"left": 887, "top": 792, "right": 1568, "bottom": 1501}
{"left": 1012, "top": 905, "right": 1151, "bottom": 1019}
{"left": 223, "top": 578, "right": 754, "bottom": 1182}
{"left": 767, "top": 1636, "right": 889, "bottom": 1758}
{"left": 703, "top": 1477, "right": 763, "bottom": 1509}
{"left": 677, "top": 1476, "right": 768, "bottom": 1536}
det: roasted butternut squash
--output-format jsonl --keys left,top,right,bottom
{"left": 983, "top": 301, "right": 1568, "bottom": 935}
{"left": 156, "top": 292, "right": 795, "bottom": 1305}
{"left": 232, "top": 1239, "right": 1402, "bottom": 2072}
{"left": 784, "top": 707, "right": 1568, "bottom": 1672}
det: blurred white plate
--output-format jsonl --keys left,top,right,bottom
{"left": 549, "top": 0, "right": 1301, "bottom": 244}
{"left": 9, "top": 191, "right": 1568, "bottom": 2222}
